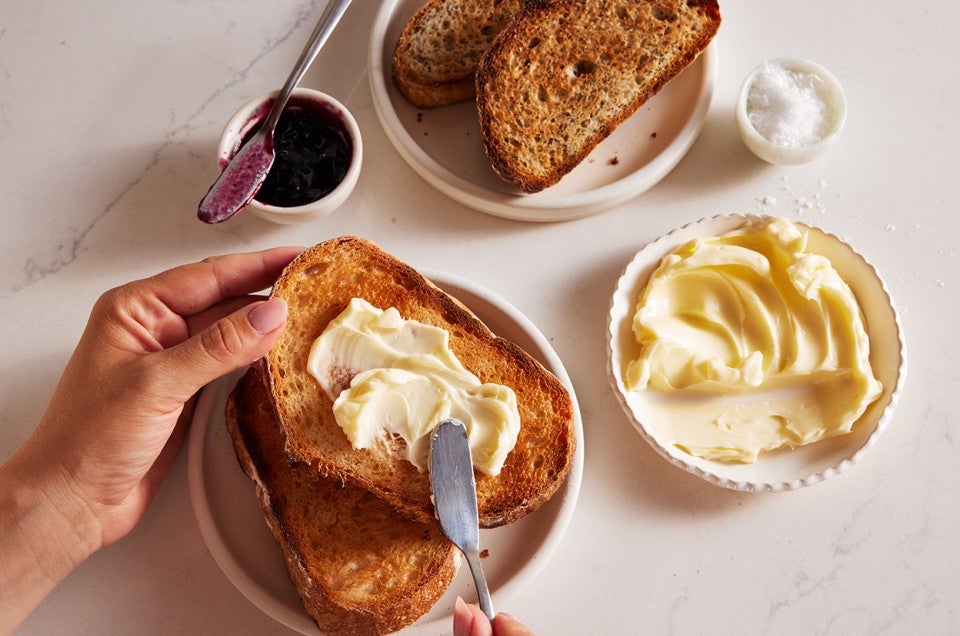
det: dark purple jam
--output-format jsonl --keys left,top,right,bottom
{"left": 197, "top": 143, "right": 273, "bottom": 223}
{"left": 249, "top": 97, "right": 351, "bottom": 208}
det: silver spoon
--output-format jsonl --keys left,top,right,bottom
{"left": 197, "top": 0, "right": 353, "bottom": 224}
{"left": 429, "top": 418, "right": 495, "bottom": 622}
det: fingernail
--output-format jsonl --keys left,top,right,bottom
{"left": 452, "top": 597, "right": 470, "bottom": 636}
{"left": 247, "top": 298, "right": 287, "bottom": 334}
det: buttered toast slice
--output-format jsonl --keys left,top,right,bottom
{"left": 266, "top": 236, "right": 576, "bottom": 528}
{"left": 392, "top": 0, "right": 523, "bottom": 108}
{"left": 226, "top": 366, "right": 458, "bottom": 636}
{"left": 476, "top": 0, "right": 721, "bottom": 192}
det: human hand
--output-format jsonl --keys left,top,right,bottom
{"left": 453, "top": 597, "right": 536, "bottom": 636}
{"left": 18, "top": 246, "right": 302, "bottom": 544}
{"left": 1, "top": 247, "right": 302, "bottom": 632}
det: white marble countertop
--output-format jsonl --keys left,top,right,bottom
{"left": 3, "top": 1, "right": 957, "bottom": 634}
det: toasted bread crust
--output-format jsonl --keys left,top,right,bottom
{"left": 266, "top": 236, "right": 576, "bottom": 528}
{"left": 393, "top": 0, "right": 523, "bottom": 108}
{"left": 476, "top": 0, "right": 721, "bottom": 192}
{"left": 226, "top": 366, "right": 458, "bottom": 635}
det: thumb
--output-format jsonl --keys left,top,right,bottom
{"left": 158, "top": 298, "right": 288, "bottom": 398}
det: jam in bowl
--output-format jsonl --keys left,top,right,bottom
{"left": 217, "top": 88, "right": 362, "bottom": 224}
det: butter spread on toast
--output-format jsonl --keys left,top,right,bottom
{"left": 267, "top": 236, "right": 576, "bottom": 528}
{"left": 307, "top": 297, "right": 521, "bottom": 476}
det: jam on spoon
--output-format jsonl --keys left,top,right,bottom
{"left": 197, "top": 0, "right": 353, "bottom": 223}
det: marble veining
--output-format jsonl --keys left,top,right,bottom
{"left": 2, "top": 1, "right": 958, "bottom": 634}
{"left": 6, "top": 1, "right": 327, "bottom": 298}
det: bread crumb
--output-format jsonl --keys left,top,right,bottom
{"left": 416, "top": 112, "right": 423, "bottom": 123}
{"left": 651, "top": 131, "right": 657, "bottom": 138}
{"left": 480, "top": 549, "right": 490, "bottom": 558}
{"left": 608, "top": 156, "right": 619, "bottom": 166}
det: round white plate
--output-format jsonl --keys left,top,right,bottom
{"left": 368, "top": 0, "right": 717, "bottom": 222}
{"left": 607, "top": 214, "right": 907, "bottom": 491}
{"left": 188, "top": 271, "right": 584, "bottom": 634}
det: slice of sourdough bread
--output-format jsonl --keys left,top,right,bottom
{"left": 226, "top": 365, "right": 459, "bottom": 636}
{"left": 476, "top": 0, "right": 721, "bottom": 192}
{"left": 393, "top": 0, "right": 524, "bottom": 108}
{"left": 266, "top": 236, "right": 576, "bottom": 528}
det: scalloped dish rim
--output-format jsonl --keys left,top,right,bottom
{"left": 606, "top": 213, "right": 907, "bottom": 492}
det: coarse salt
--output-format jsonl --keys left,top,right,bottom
{"left": 747, "top": 62, "right": 828, "bottom": 147}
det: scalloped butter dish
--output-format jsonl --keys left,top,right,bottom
{"left": 607, "top": 214, "right": 906, "bottom": 492}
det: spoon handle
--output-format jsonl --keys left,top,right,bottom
{"left": 262, "top": 0, "right": 354, "bottom": 133}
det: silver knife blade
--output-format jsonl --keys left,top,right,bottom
{"left": 429, "top": 418, "right": 495, "bottom": 621}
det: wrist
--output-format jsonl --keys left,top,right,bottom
{"left": 0, "top": 446, "right": 103, "bottom": 632}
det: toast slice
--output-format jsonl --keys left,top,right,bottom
{"left": 476, "top": 0, "right": 721, "bottom": 192}
{"left": 392, "top": 0, "right": 524, "bottom": 108}
{"left": 266, "top": 236, "right": 576, "bottom": 528}
{"left": 226, "top": 366, "right": 459, "bottom": 636}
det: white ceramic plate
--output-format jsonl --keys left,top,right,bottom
{"left": 188, "top": 271, "right": 584, "bottom": 634}
{"left": 607, "top": 214, "right": 907, "bottom": 491}
{"left": 368, "top": 0, "right": 717, "bottom": 222}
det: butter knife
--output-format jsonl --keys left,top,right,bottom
{"left": 429, "top": 418, "right": 495, "bottom": 621}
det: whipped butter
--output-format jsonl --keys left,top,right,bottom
{"left": 625, "top": 217, "right": 883, "bottom": 463}
{"left": 307, "top": 297, "right": 520, "bottom": 476}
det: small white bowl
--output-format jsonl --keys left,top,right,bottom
{"left": 607, "top": 214, "right": 906, "bottom": 492}
{"left": 217, "top": 88, "right": 362, "bottom": 224}
{"left": 736, "top": 58, "right": 847, "bottom": 165}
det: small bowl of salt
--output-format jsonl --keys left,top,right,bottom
{"left": 736, "top": 58, "right": 847, "bottom": 165}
